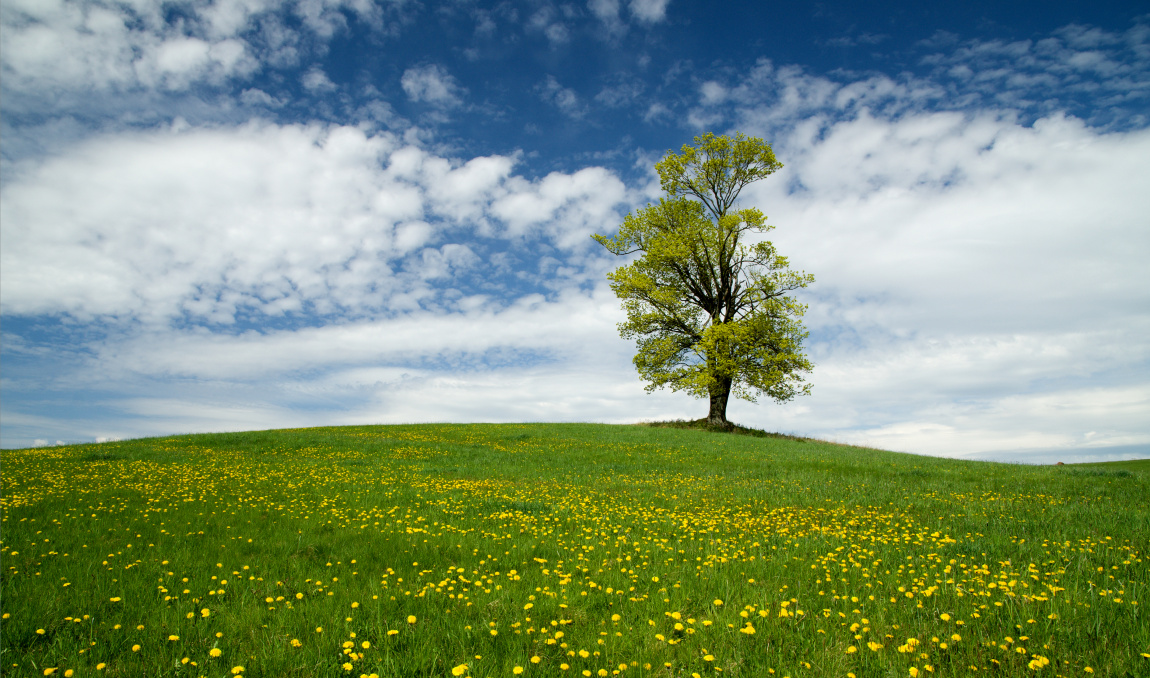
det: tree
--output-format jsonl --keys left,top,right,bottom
{"left": 592, "top": 132, "right": 814, "bottom": 428}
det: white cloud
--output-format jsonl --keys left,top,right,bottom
{"left": 0, "top": 121, "right": 628, "bottom": 326}
{"left": 301, "top": 65, "right": 337, "bottom": 91}
{"left": 628, "top": 0, "right": 669, "bottom": 23}
{"left": 587, "top": 0, "right": 624, "bottom": 37}
{"left": 526, "top": 7, "right": 569, "bottom": 45}
{"left": 699, "top": 80, "right": 727, "bottom": 105}
{"left": 537, "top": 75, "right": 585, "bottom": 118}
{"left": 491, "top": 167, "right": 627, "bottom": 247}
{"left": 400, "top": 64, "right": 464, "bottom": 107}
{"left": 0, "top": 0, "right": 389, "bottom": 104}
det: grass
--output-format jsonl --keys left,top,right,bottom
{"left": 1, "top": 422, "right": 1147, "bottom": 677}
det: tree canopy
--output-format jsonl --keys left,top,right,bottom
{"left": 593, "top": 132, "right": 814, "bottom": 428}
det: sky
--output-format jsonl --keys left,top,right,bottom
{"left": 1, "top": 0, "right": 1148, "bottom": 463}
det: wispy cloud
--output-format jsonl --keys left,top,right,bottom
{"left": 401, "top": 64, "right": 465, "bottom": 107}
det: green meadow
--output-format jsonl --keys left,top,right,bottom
{"left": 1, "top": 423, "right": 1147, "bottom": 677}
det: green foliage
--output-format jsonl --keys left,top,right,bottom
{"left": 593, "top": 133, "right": 813, "bottom": 422}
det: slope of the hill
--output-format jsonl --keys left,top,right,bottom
{"left": 2, "top": 423, "right": 1147, "bottom": 676}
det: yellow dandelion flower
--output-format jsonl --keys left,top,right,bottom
{"left": 342, "top": 663, "right": 353, "bottom": 671}
{"left": 110, "top": 597, "right": 121, "bottom": 602}
{"left": 713, "top": 599, "right": 723, "bottom": 606}
{"left": 211, "top": 648, "right": 223, "bottom": 658}
{"left": 531, "top": 656, "right": 542, "bottom": 664}
{"left": 951, "top": 634, "right": 961, "bottom": 642}
{"left": 132, "top": 645, "right": 141, "bottom": 652}
{"left": 316, "top": 627, "right": 324, "bottom": 633}
{"left": 43, "top": 669, "right": 58, "bottom": 676}
{"left": 940, "top": 614, "right": 950, "bottom": 621}
{"left": 452, "top": 664, "right": 469, "bottom": 676}
{"left": 387, "top": 630, "right": 399, "bottom": 636}
{"left": 96, "top": 665, "right": 106, "bottom": 671}
{"left": 513, "top": 667, "right": 524, "bottom": 675}
{"left": 169, "top": 635, "right": 180, "bottom": 641}
{"left": 231, "top": 667, "right": 244, "bottom": 675}
{"left": 201, "top": 608, "right": 210, "bottom": 617}
{"left": 407, "top": 615, "right": 417, "bottom": 624}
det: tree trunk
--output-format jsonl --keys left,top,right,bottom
{"left": 707, "top": 377, "right": 732, "bottom": 429}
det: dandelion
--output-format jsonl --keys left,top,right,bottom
{"left": 110, "top": 597, "right": 121, "bottom": 602}
{"left": 43, "top": 669, "right": 57, "bottom": 676}
{"left": 940, "top": 613, "right": 950, "bottom": 621}
{"left": 231, "top": 667, "right": 244, "bottom": 675}
{"left": 387, "top": 630, "right": 399, "bottom": 636}
{"left": 531, "top": 656, "right": 542, "bottom": 664}
{"left": 132, "top": 645, "right": 141, "bottom": 652}
{"left": 36, "top": 629, "right": 46, "bottom": 635}
{"left": 210, "top": 648, "right": 223, "bottom": 658}
{"left": 452, "top": 664, "right": 469, "bottom": 676}
{"left": 96, "top": 665, "right": 106, "bottom": 671}
{"left": 296, "top": 592, "right": 304, "bottom": 599}
{"left": 201, "top": 608, "right": 210, "bottom": 617}
{"left": 407, "top": 615, "right": 417, "bottom": 624}
{"left": 342, "top": 663, "right": 353, "bottom": 671}
{"left": 513, "top": 668, "right": 524, "bottom": 675}
{"left": 351, "top": 602, "right": 359, "bottom": 608}
{"left": 291, "top": 639, "right": 302, "bottom": 647}
{"left": 169, "top": 635, "right": 180, "bottom": 641}
{"left": 316, "top": 627, "right": 324, "bottom": 633}
{"left": 713, "top": 599, "right": 723, "bottom": 606}
{"left": 951, "top": 634, "right": 961, "bottom": 642}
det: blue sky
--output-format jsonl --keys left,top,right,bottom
{"left": 2, "top": 0, "right": 1148, "bottom": 462}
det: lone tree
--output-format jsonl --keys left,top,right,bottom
{"left": 592, "top": 132, "right": 814, "bottom": 428}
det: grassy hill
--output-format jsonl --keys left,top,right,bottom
{"left": 2, "top": 423, "right": 1147, "bottom": 677}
